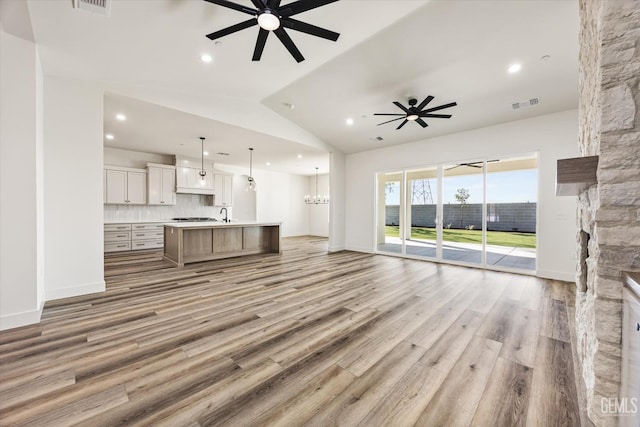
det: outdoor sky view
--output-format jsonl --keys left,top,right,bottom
{"left": 385, "top": 169, "right": 538, "bottom": 205}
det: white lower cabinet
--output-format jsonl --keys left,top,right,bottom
{"left": 104, "top": 223, "right": 164, "bottom": 252}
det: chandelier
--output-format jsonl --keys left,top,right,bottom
{"left": 304, "top": 167, "right": 329, "bottom": 204}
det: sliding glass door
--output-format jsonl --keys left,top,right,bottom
{"left": 376, "top": 172, "right": 403, "bottom": 254}
{"left": 442, "top": 162, "right": 484, "bottom": 265}
{"left": 405, "top": 167, "right": 438, "bottom": 260}
{"left": 376, "top": 154, "right": 537, "bottom": 273}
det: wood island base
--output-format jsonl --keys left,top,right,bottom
{"left": 163, "top": 223, "right": 281, "bottom": 267}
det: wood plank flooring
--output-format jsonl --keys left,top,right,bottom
{"left": 0, "top": 236, "right": 583, "bottom": 426}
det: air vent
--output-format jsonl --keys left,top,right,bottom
{"left": 512, "top": 98, "right": 540, "bottom": 110}
{"left": 73, "top": 0, "right": 111, "bottom": 16}
{"left": 369, "top": 136, "right": 384, "bottom": 142}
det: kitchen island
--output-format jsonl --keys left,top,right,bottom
{"left": 163, "top": 221, "right": 281, "bottom": 267}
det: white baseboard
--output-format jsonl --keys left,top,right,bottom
{"left": 46, "top": 280, "right": 106, "bottom": 301}
{"left": 537, "top": 269, "right": 576, "bottom": 283}
{"left": 0, "top": 303, "right": 44, "bottom": 331}
{"left": 328, "top": 244, "right": 345, "bottom": 252}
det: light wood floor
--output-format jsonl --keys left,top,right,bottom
{"left": 0, "top": 237, "right": 583, "bottom": 426}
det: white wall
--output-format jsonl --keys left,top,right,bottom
{"left": 307, "top": 173, "right": 329, "bottom": 237}
{"left": 254, "top": 169, "right": 309, "bottom": 237}
{"left": 344, "top": 109, "right": 580, "bottom": 280}
{"left": 44, "top": 76, "right": 105, "bottom": 300}
{"left": 104, "top": 146, "right": 172, "bottom": 169}
{"left": 329, "top": 151, "right": 346, "bottom": 252}
{"left": 0, "top": 17, "right": 44, "bottom": 329}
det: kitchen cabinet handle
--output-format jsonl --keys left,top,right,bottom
{"left": 161, "top": 201, "right": 165, "bottom": 204}
{"left": 117, "top": 245, "right": 127, "bottom": 248}
{"left": 117, "top": 234, "right": 127, "bottom": 238}
{"left": 136, "top": 234, "right": 144, "bottom": 237}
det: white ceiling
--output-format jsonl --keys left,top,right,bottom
{"left": 27, "top": 0, "right": 578, "bottom": 175}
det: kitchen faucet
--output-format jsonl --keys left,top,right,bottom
{"left": 220, "top": 207, "right": 229, "bottom": 223}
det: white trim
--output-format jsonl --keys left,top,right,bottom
{"left": 0, "top": 302, "right": 44, "bottom": 331}
{"left": 537, "top": 269, "right": 576, "bottom": 282}
{"left": 46, "top": 280, "right": 105, "bottom": 301}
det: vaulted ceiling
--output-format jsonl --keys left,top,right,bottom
{"left": 27, "top": 0, "right": 578, "bottom": 175}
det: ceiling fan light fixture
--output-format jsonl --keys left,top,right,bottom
{"left": 407, "top": 114, "right": 419, "bottom": 121}
{"left": 257, "top": 10, "right": 280, "bottom": 31}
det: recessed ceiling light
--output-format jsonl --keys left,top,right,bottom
{"left": 115, "top": 113, "right": 126, "bottom": 121}
{"left": 283, "top": 102, "right": 295, "bottom": 110}
{"left": 105, "top": 134, "right": 114, "bottom": 140}
{"left": 203, "top": 151, "right": 209, "bottom": 156}
{"left": 508, "top": 63, "right": 522, "bottom": 73}
{"left": 201, "top": 54, "right": 213, "bottom": 63}
{"left": 297, "top": 154, "right": 303, "bottom": 159}
{"left": 266, "top": 162, "right": 271, "bottom": 166}
{"left": 346, "top": 118, "right": 354, "bottom": 126}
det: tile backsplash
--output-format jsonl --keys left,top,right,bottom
{"left": 104, "top": 194, "right": 231, "bottom": 222}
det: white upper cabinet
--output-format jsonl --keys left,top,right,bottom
{"left": 147, "top": 164, "right": 176, "bottom": 205}
{"left": 105, "top": 166, "right": 147, "bottom": 204}
{"left": 214, "top": 173, "right": 233, "bottom": 206}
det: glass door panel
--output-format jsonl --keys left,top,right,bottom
{"left": 485, "top": 156, "right": 537, "bottom": 271}
{"left": 376, "top": 172, "right": 403, "bottom": 254}
{"left": 405, "top": 167, "right": 438, "bottom": 259}
{"left": 442, "top": 162, "right": 484, "bottom": 265}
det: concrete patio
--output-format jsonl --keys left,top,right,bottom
{"left": 377, "top": 237, "right": 536, "bottom": 271}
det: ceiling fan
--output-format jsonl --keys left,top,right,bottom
{"left": 203, "top": 0, "right": 340, "bottom": 63}
{"left": 374, "top": 96, "right": 457, "bottom": 130}
{"left": 446, "top": 160, "right": 499, "bottom": 170}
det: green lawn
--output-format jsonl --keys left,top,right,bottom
{"left": 384, "top": 226, "right": 536, "bottom": 248}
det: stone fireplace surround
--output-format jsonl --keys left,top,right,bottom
{"left": 576, "top": 0, "right": 640, "bottom": 425}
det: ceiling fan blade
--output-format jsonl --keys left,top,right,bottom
{"left": 445, "top": 165, "right": 460, "bottom": 171}
{"left": 393, "top": 101, "right": 411, "bottom": 114}
{"left": 420, "top": 113, "right": 452, "bottom": 119}
{"left": 377, "top": 117, "right": 405, "bottom": 126}
{"left": 267, "top": 0, "right": 281, "bottom": 7}
{"left": 281, "top": 18, "right": 339, "bottom": 41}
{"left": 203, "top": 0, "right": 257, "bottom": 15}
{"left": 252, "top": 28, "right": 269, "bottom": 61}
{"left": 249, "top": 0, "right": 266, "bottom": 8}
{"left": 279, "top": 0, "right": 339, "bottom": 17}
{"left": 396, "top": 120, "right": 409, "bottom": 130}
{"left": 273, "top": 28, "right": 305, "bottom": 62}
{"left": 373, "top": 113, "right": 405, "bottom": 116}
{"left": 422, "top": 102, "right": 458, "bottom": 114}
{"left": 415, "top": 118, "right": 429, "bottom": 128}
{"left": 416, "top": 95, "right": 434, "bottom": 111}
{"left": 206, "top": 19, "right": 257, "bottom": 40}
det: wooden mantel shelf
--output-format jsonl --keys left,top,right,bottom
{"left": 556, "top": 156, "right": 599, "bottom": 196}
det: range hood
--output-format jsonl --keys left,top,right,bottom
{"left": 556, "top": 156, "right": 599, "bottom": 196}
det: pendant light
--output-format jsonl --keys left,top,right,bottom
{"left": 247, "top": 147, "right": 256, "bottom": 191}
{"left": 199, "top": 137, "right": 207, "bottom": 180}
{"left": 304, "top": 167, "right": 329, "bottom": 204}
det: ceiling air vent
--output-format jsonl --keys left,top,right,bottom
{"left": 512, "top": 98, "right": 540, "bottom": 110}
{"left": 369, "top": 136, "right": 384, "bottom": 142}
{"left": 73, "top": 0, "right": 111, "bottom": 16}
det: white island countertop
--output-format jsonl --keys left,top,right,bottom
{"left": 164, "top": 221, "right": 282, "bottom": 229}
